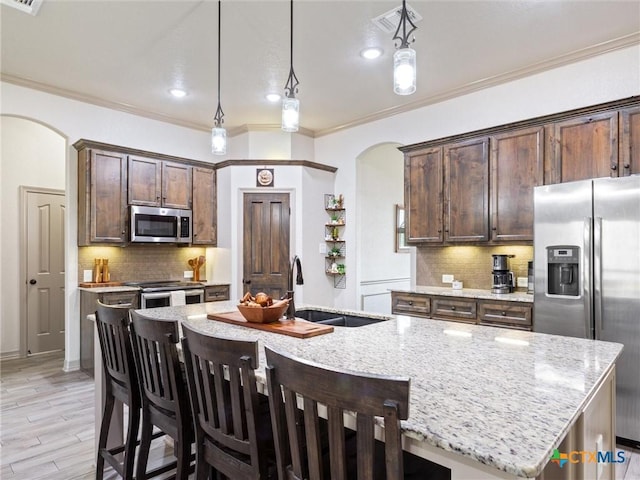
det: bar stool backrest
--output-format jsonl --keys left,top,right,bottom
{"left": 265, "top": 345, "right": 410, "bottom": 480}
{"left": 181, "top": 323, "right": 274, "bottom": 479}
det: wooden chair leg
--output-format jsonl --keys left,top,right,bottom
{"left": 96, "top": 393, "right": 115, "bottom": 480}
{"left": 123, "top": 406, "right": 140, "bottom": 479}
{"left": 135, "top": 410, "right": 154, "bottom": 480}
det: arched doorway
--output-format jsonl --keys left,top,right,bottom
{"left": 355, "top": 143, "right": 411, "bottom": 314}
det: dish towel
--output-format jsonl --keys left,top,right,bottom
{"left": 170, "top": 290, "right": 186, "bottom": 306}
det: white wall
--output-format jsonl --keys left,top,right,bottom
{"left": 1, "top": 44, "right": 638, "bottom": 363}
{"left": 356, "top": 143, "right": 410, "bottom": 313}
{"left": 314, "top": 44, "right": 640, "bottom": 310}
{"left": 0, "top": 117, "right": 66, "bottom": 357}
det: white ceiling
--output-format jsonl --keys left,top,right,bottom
{"left": 1, "top": 0, "right": 638, "bottom": 137}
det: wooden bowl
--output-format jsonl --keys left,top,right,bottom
{"left": 237, "top": 300, "right": 290, "bottom": 324}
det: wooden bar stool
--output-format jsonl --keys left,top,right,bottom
{"left": 181, "top": 323, "right": 276, "bottom": 479}
{"left": 265, "top": 345, "right": 411, "bottom": 480}
{"left": 94, "top": 301, "right": 140, "bottom": 480}
{"left": 129, "top": 311, "right": 195, "bottom": 480}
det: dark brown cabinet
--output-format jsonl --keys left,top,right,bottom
{"left": 444, "top": 138, "right": 489, "bottom": 242}
{"left": 390, "top": 291, "right": 533, "bottom": 330}
{"left": 620, "top": 106, "right": 640, "bottom": 176}
{"left": 80, "top": 289, "right": 139, "bottom": 376}
{"left": 405, "top": 148, "right": 443, "bottom": 243}
{"left": 478, "top": 300, "right": 532, "bottom": 330}
{"left": 128, "top": 156, "right": 192, "bottom": 209}
{"left": 204, "top": 284, "right": 230, "bottom": 302}
{"left": 547, "top": 111, "right": 618, "bottom": 183}
{"left": 390, "top": 292, "right": 431, "bottom": 318}
{"left": 192, "top": 166, "right": 217, "bottom": 245}
{"left": 490, "top": 126, "right": 544, "bottom": 242}
{"left": 77, "top": 148, "right": 128, "bottom": 245}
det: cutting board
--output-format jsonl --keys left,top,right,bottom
{"left": 79, "top": 281, "right": 125, "bottom": 288}
{"left": 207, "top": 311, "right": 334, "bottom": 339}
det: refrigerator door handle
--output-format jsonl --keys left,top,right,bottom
{"left": 583, "top": 217, "right": 593, "bottom": 338}
{"left": 593, "top": 217, "right": 603, "bottom": 337}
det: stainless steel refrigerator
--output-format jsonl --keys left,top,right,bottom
{"left": 534, "top": 175, "right": 640, "bottom": 446}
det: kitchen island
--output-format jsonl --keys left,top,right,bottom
{"left": 102, "top": 301, "right": 622, "bottom": 480}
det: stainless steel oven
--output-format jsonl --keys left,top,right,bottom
{"left": 127, "top": 281, "right": 205, "bottom": 308}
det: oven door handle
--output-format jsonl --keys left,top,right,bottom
{"left": 185, "top": 289, "right": 205, "bottom": 297}
{"left": 141, "top": 291, "right": 172, "bottom": 300}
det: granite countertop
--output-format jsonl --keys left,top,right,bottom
{"left": 393, "top": 285, "right": 534, "bottom": 303}
{"left": 135, "top": 301, "right": 622, "bottom": 478}
{"left": 77, "top": 282, "right": 229, "bottom": 293}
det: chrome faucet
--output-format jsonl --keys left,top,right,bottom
{"left": 286, "top": 255, "right": 304, "bottom": 320}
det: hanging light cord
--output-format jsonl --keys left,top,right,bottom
{"left": 393, "top": 0, "right": 417, "bottom": 49}
{"left": 284, "top": 0, "right": 299, "bottom": 99}
{"left": 214, "top": 0, "right": 225, "bottom": 127}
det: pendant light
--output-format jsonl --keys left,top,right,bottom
{"left": 211, "top": 0, "right": 226, "bottom": 155}
{"left": 392, "top": 0, "right": 417, "bottom": 95}
{"left": 282, "top": 0, "right": 300, "bottom": 132}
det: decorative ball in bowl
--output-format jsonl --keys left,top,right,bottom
{"left": 237, "top": 299, "right": 290, "bottom": 324}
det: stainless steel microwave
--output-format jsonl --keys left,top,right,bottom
{"left": 129, "top": 205, "right": 192, "bottom": 243}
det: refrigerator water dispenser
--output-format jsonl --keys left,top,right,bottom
{"left": 546, "top": 246, "right": 579, "bottom": 296}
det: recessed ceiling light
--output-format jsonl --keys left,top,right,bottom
{"left": 360, "top": 47, "right": 383, "bottom": 60}
{"left": 266, "top": 93, "right": 281, "bottom": 103}
{"left": 169, "top": 88, "right": 187, "bottom": 98}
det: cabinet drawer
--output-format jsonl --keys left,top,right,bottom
{"left": 478, "top": 301, "right": 532, "bottom": 330}
{"left": 431, "top": 297, "right": 477, "bottom": 323}
{"left": 205, "top": 285, "right": 230, "bottom": 302}
{"left": 391, "top": 293, "right": 430, "bottom": 318}
{"left": 101, "top": 291, "right": 139, "bottom": 308}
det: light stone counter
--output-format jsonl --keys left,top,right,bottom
{"left": 393, "top": 285, "right": 534, "bottom": 303}
{"left": 131, "top": 301, "right": 622, "bottom": 479}
{"left": 77, "top": 285, "right": 141, "bottom": 294}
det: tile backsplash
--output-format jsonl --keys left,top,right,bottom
{"left": 78, "top": 245, "right": 207, "bottom": 283}
{"left": 416, "top": 245, "right": 533, "bottom": 290}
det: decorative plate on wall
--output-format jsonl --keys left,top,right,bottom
{"left": 256, "top": 168, "right": 274, "bottom": 187}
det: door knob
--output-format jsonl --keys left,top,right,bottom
{"left": 243, "top": 279, "right": 251, "bottom": 285}
{"left": 29, "top": 279, "right": 37, "bottom": 285}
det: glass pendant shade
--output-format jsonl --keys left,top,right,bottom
{"left": 393, "top": 47, "right": 416, "bottom": 95}
{"left": 211, "top": 126, "right": 227, "bottom": 155}
{"left": 282, "top": 96, "right": 300, "bottom": 132}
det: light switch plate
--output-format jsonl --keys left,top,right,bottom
{"left": 442, "top": 274, "right": 454, "bottom": 283}
{"left": 83, "top": 270, "right": 93, "bottom": 282}
{"left": 184, "top": 270, "right": 194, "bottom": 279}
{"left": 319, "top": 243, "right": 327, "bottom": 255}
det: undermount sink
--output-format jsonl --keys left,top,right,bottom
{"left": 295, "top": 309, "right": 388, "bottom": 328}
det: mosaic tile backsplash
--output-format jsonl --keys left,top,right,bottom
{"left": 416, "top": 245, "right": 534, "bottom": 290}
{"left": 78, "top": 245, "right": 207, "bottom": 283}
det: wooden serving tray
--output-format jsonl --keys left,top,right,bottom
{"left": 207, "top": 311, "right": 334, "bottom": 339}
{"left": 78, "top": 281, "right": 125, "bottom": 288}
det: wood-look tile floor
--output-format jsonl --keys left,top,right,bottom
{"left": 1, "top": 351, "right": 639, "bottom": 480}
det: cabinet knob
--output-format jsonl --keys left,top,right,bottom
{"left": 451, "top": 306, "right": 456, "bottom": 311}
{"left": 611, "top": 164, "right": 617, "bottom": 171}
{"left": 437, "top": 229, "right": 442, "bottom": 233}
{"left": 29, "top": 279, "right": 37, "bottom": 285}
{"left": 408, "top": 301, "right": 413, "bottom": 306}
{"left": 624, "top": 163, "right": 631, "bottom": 169}
{"left": 501, "top": 311, "right": 506, "bottom": 316}
{"left": 492, "top": 227, "right": 497, "bottom": 231}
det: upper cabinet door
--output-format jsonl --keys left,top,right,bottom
{"left": 78, "top": 149, "right": 128, "bottom": 245}
{"left": 547, "top": 111, "right": 618, "bottom": 183}
{"left": 490, "top": 126, "right": 544, "bottom": 242}
{"left": 162, "top": 161, "right": 192, "bottom": 209}
{"left": 620, "top": 106, "right": 640, "bottom": 176}
{"left": 404, "top": 147, "right": 443, "bottom": 243}
{"left": 128, "top": 156, "right": 162, "bottom": 206}
{"left": 192, "top": 166, "right": 217, "bottom": 245}
{"left": 444, "top": 138, "right": 489, "bottom": 242}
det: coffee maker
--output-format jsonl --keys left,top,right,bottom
{"left": 491, "top": 254, "right": 515, "bottom": 294}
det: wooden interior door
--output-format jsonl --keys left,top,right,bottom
{"left": 242, "top": 192, "right": 290, "bottom": 300}
{"left": 26, "top": 189, "right": 65, "bottom": 354}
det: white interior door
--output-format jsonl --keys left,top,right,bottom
{"left": 26, "top": 189, "right": 65, "bottom": 354}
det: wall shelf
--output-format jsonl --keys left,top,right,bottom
{"left": 324, "top": 194, "right": 346, "bottom": 289}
